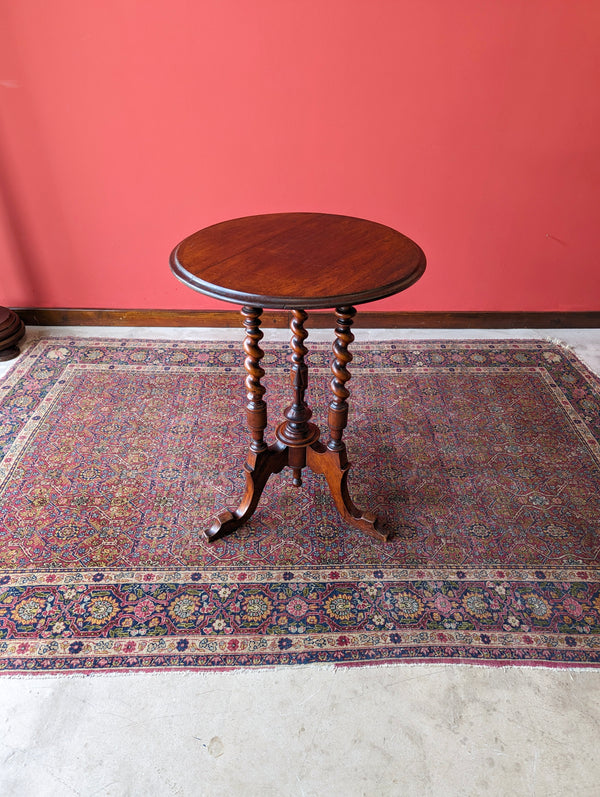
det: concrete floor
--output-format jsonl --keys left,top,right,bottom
{"left": 1, "top": 327, "right": 599, "bottom": 797}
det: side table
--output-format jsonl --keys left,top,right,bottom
{"left": 170, "top": 213, "right": 425, "bottom": 542}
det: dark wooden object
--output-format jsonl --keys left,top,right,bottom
{"left": 0, "top": 307, "right": 25, "bottom": 361}
{"left": 170, "top": 212, "right": 426, "bottom": 542}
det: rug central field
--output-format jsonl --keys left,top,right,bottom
{"left": 0, "top": 337, "right": 599, "bottom": 672}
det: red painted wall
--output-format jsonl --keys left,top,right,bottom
{"left": 1, "top": 1, "right": 599, "bottom": 312}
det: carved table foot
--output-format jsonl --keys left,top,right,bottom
{"left": 306, "top": 441, "right": 389, "bottom": 542}
{"left": 205, "top": 442, "right": 288, "bottom": 542}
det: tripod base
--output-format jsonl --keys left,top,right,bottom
{"left": 205, "top": 437, "right": 386, "bottom": 543}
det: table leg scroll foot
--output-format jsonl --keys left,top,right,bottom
{"left": 306, "top": 441, "right": 390, "bottom": 542}
{"left": 205, "top": 443, "right": 288, "bottom": 542}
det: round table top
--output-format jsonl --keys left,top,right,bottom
{"left": 170, "top": 212, "right": 426, "bottom": 310}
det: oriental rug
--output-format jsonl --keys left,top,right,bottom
{"left": 0, "top": 337, "right": 599, "bottom": 673}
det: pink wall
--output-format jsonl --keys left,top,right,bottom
{"left": 1, "top": 1, "right": 599, "bottom": 313}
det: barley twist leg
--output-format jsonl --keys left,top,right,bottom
{"left": 327, "top": 305, "right": 355, "bottom": 451}
{"left": 243, "top": 305, "right": 268, "bottom": 453}
{"left": 306, "top": 305, "right": 388, "bottom": 541}
{"left": 205, "top": 306, "right": 288, "bottom": 541}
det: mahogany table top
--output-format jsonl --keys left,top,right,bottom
{"left": 170, "top": 212, "right": 426, "bottom": 310}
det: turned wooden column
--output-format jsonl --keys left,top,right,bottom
{"left": 0, "top": 307, "right": 25, "bottom": 362}
{"left": 276, "top": 309, "right": 320, "bottom": 486}
{"left": 327, "top": 305, "right": 356, "bottom": 452}
{"left": 242, "top": 305, "right": 268, "bottom": 453}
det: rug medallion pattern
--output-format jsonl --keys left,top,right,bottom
{"left": 0, "top": 337, "right": 599, "bottom": 672}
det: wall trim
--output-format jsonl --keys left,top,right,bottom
{"left": 14, "top": 308, "right": 600, "bottom": 329}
